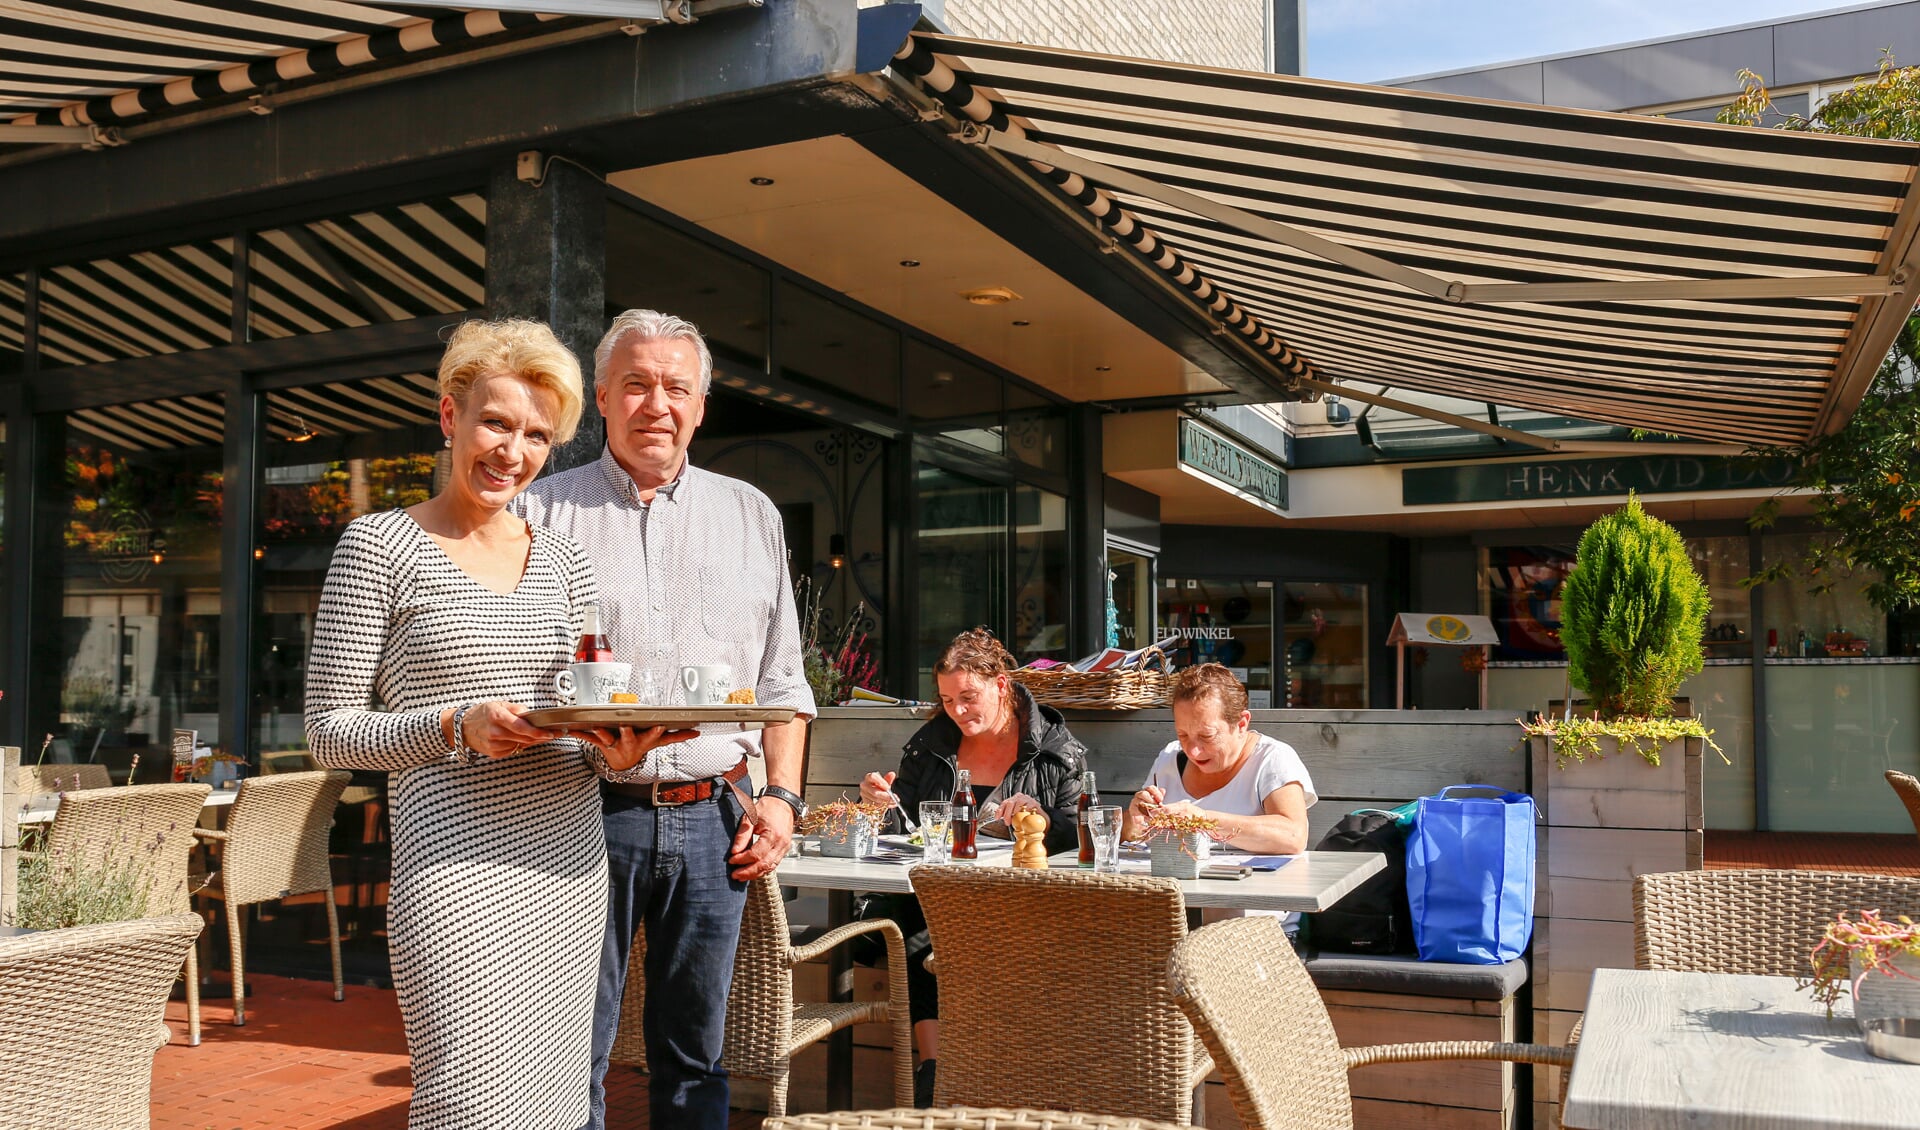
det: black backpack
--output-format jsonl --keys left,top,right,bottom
{"left": 1302, "top": 810, "right": 1416, "bottom": 955}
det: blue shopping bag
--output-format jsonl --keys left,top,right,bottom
{"left": 1405, "top": 785, "right": 1537, "bottom": 964}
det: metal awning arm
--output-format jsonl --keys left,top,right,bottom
{"left": 1297, "top": 376, "right": 1749, "bottom": 456}
{"left": 973, "top": 128, "right": 1895, "bottom": 306}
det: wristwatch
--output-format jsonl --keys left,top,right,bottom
{"left": 758, "top": 785, "right": 808, "bottom": 821}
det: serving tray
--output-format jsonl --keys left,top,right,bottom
{"left": 522, "top": 704, "right": 798, "bottom": 731}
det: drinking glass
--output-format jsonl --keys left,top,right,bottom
{"left": 1087, "top": 805, "right": 1124, "bottom": 873}
{"left": 919, "top": 801, "right": 954, "bottom": 864}
{"left": 635, "top": 668, "right": 664, "bottom": 706}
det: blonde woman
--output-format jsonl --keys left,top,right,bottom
{"left": 306, "top": 319, "right": 688, "bottom": 1128}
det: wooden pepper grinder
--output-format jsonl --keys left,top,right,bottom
{"left": 1011, "top": 809, "right": 1050, "bottom": 870}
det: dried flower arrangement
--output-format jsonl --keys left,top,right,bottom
{"left": 1800, "top": 909, "right": 1920, "bottom": 1015}
{"left": 1139, "top": 806, "right": 1223, "bottom": 856}
{"left": 800, "top": 795, "right": 889, "bottom": 840}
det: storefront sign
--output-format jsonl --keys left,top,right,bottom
{"left": 1178, "top": 417, "right": 1288, "bottom": 511}
{"left": 1402, "top": 455, "right": 1797, "bottom": 506}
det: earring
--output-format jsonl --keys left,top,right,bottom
{"left": 443, "top": 437, "right": 452, "bottom": 448}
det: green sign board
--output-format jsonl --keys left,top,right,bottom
{"left": 1179, "top": 417, "right": 1288, "bottom": 511}
{"left": 1402, "top": 454, "right": 1797, "bottom": 506}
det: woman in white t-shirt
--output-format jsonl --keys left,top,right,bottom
{"left": 1123, "top": 663, "right": 1316, "bottom": 853}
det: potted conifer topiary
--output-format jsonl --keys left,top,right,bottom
{"left": 1521, "top": 494, "right": 1722, "bottom": 771}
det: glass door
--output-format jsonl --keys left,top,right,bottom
{"left": 1108, "top": 546, "right": 1155, "bottom": 651}
{"left": 1282, "top": 582, "right": 1369, "bottom": 708}
{"left": 915, "top": 463, "right": 1007, "bottom": 697}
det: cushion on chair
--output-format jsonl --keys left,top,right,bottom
{"left": 1303, "top": 951, "right": 1528, "bottom": 1000}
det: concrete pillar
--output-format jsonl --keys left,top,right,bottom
{"left": 487, "top": 156, "right": 609, "bottom": 474}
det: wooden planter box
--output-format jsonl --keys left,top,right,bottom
{"left": 1530, "top": 725, "right": 1703, "bottom": 1130}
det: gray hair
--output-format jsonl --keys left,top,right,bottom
{"left": 593, "top": 308, "right": 714, "bottom": 394}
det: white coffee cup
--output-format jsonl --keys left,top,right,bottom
{"left": 680, "top": 663, "right": 735, "bottom": 706}
{"left": 555, "top": 661, "right": 632, "bottom": 706}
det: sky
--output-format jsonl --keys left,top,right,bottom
{"left": 1304, "top": 0, "right": 1870, "bottom": 82}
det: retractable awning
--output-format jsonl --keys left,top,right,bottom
{"left": 888, "top": 35, "right": 1920, "bottom": 447}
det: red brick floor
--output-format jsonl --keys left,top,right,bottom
{"left": 151, "top": 974, "right": 760, "bottom": 1130}
{"left": 150, "top": 831, "right": 1920, "bottom": 1129}
{"left": 1705, "top": 831, "right": 1920, "bottom": 876}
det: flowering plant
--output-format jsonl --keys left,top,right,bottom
{"left": 800, "top": 795, "right": 889, "bottom": 840}
{"left": 1799, "top": 909, "right": 1920, "bottom": 1015}
{"left": 794, "top": 577, "right": 880, "bottom": 705}
{"left": 9, "top": 827, "right": 172, "bottom": 931}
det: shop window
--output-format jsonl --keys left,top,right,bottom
{"left": 1007, "top": 382, "right": 1068, "bottom": 475}
{"left": 1109, "top": 548, "right": 1154, "bottom": 650}
{"left": 49, "top": 395, "right": 225, "bottom": 778}
{"left": 907, "top": 339, "right": 1002, "bottom": 454}
{"left": 1013, "top": 485, "right": 1068, "bottom": 665}
{"left": 1759, "top": 533, "right": 1889, "bottom": 657}
{"left": 1690, "top": 535, "right": 1754, "bottom": 656}
{"left": 915, "top": 463, "right": 1005, "bottom": 696}
{"left": 1485, "top": 544, "right": 1574, "bottom": 660}
{"left": 1282, "top": 582, "right": 1369, "bottom": 708}
{"left": 253, "top": 374, "right": 443, "bottom": 755}
{"left": 39, "top": 239, "right": 235, "bottom": 366}
{"left": 778, "top": 281, "right": 900, "bottom": 412}
{"left": 605, "top": 205, "right": 769, "bottom": 370}
{"left": 1158, "top": 578, "right": 1277, "bottom": 707}
{"left": 249, "top": 193, "right": 484, "bottom": 340}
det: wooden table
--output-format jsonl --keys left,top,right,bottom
{"left": 1563, "top": 967, "right": 1920, "bottom": 1129}
{"left": 777, "top": 847, "right": 1385, "bottom": 1109}
{"left": 15, "top": 786, "right": 238, "bottom": 826}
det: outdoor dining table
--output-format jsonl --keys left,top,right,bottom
{"left": 776, "top": 845, "right": 1386, "bottom": 1110}
{"left": 13, "top": 785, "right": 239, "bottom": 826}
{"left": 1563, "top": 967, "right": 1920, "bottom": 1130}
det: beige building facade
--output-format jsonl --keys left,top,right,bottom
{"left": 862, "top": 0, "right": 1276, "bottom": 71}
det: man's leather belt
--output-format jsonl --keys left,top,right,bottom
{"left": 603, "top": 759, "right": 750, "bottom": 807}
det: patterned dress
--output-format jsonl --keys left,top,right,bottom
{"left": 305, "top": 509, "right": 604, "bottom": 1129}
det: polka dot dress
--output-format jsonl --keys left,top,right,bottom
{"left": 305, "top": 509, "right": 603, "bottom": 1128}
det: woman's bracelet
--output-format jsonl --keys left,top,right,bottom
{"left": 449, "top": 702, "right": 479, "bottom": 762}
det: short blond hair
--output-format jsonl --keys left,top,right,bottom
{"left": 1172, "top": 663, "right": 1249, "bottom": 722}
{"left": 438, "top": 319, "right": 585, "bottom": 443}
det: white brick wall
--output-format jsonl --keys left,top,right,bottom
{"left": 861, "top": 0, "right": 1271, "bottom": 72}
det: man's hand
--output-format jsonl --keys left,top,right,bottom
{"left": 728, "top": 795, "right": 794, "bottom": 881}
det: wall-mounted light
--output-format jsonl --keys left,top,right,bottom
{"left": 828, "top": 533, "right": 847, "bottom": 570}
{"left": 288, "top": 416, "right": 316, "bottom": 443}
{"left": 750, "top": 176, "right": 775, "bottom": 186}
{"left": 150, "top": 551, "right": 165, "bottom": 565}
{"left": 253, "top": 547, "right": 265, "bottom": 560}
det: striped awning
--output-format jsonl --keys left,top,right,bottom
{"left": 891, "top": 35, "right": 1920, "bottom": 447}
{"left": 0, "top": 3, "right": 562, "bottom": 133}
{"left": 65, "top": 372, "right": 442, "bottom": 452}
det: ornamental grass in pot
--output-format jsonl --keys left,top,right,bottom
{"left": 1141, "top": 807, "right": 1218, "bottom": 880}
{"left": 802, "top": 796, "right": 887, "bottom": 858}
{"left": 1519, "top": 495, "right": 1724, "bottom": 769}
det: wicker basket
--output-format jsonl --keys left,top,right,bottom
{"left": 1011, "top": 652, "right": 1173, "bottom": 710}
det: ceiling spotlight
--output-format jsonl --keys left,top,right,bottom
{"left": 1011, "top": 319, "right": 1031, "bottom": 327}
{"left": 899, "top": 259, "right": 922, "bottom": 268}
{"left": 750, "top": 176, "right": 775, "bottom": 186}
{"left": 1095, "top": 365, "right": 1113, "bottom": 372}
{"left": 963, "top": 286, "right": 1021, "bottom": 306}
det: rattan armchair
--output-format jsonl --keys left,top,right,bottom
{"left": 192, "top": 769, "right": 351, "bottom": 1026}
{"left": 10, "top": 763, "right": 112, "bottom": 795}
{"left": 1635, "top": 867, "right": 1920, "bottom": 974}
{"left": 1888, "top": 770, "right": 1920, "bottom": 842}
{"left": 910, "top": 866, "right": 1213, "bottom": 1125}
{"left": 27, "top": 783, "right": 211, "bottom": 1045}
{"left": 0, "top": 913, "right": 205, "bottom": 1129}
{"left": 1167, "top": 916, "right": 1571, "bottom": 1130}
{"left": 610, "top": 874, "right": 913, "bottom": 1116}
{"left": 765, "top": 1108, "right": 1199, "bottom": 1130}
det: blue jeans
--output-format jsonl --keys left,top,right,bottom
{"left": 587, "top": 784, "right": 748, "bottom": 1130}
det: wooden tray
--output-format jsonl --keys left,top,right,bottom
{"left": 521, "top": 704, "right": 797, "bottom": 731}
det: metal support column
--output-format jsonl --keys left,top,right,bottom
{"left": 219, "top": 374, "right": 263, "bottom": 763}
{"left": 1068, "top": 405, "right": 1107, "bottom": 657}
{"left": 1749, "top": 529, "right": 1771, "bottom": 830}
{"left": 487, "top": 155, "right": 609, "bottom": 474}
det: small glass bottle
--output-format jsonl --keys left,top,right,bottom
{"left": 950, "top": 768, "right": 978, "bottom": 860}
{"left": 576, "top": 601, "right": 613, "bottom": 663}
{"left": 1077, "top": 769, "right": 1099, "bottom": 867}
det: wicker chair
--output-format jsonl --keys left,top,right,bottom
{"left": 10, "top": 763, "right": 112, "bottom": 796}
{"left": 610, "top": 874, "right": 913, "bottom": 1117}
{"left": 192, "top": 769, "right": 351, "bottom": 1026}
{"left": 1166, "top": 916, "right": 1571, "bottom": 1130}
{"left": 0, "top": 913, "right": 205, "bottom": 1129}
{"left": 27, "top": 783, "right": 212, "bottom": 1045}
{"left": 910, "top": 866, "right": 1213, "bottom": 1125}
{"left": 1635, "top": 868, "right": 1920, "bottom": 975}
{"left": 1888, "top": 770, "right": 1920, "bottom": 842}
{"left": 765, "top": 1108, "right": 1199, "bottom": 1130}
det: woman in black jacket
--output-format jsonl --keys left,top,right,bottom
{"left": 857, "top": 627, "right": 1088, "bottom": 1106}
